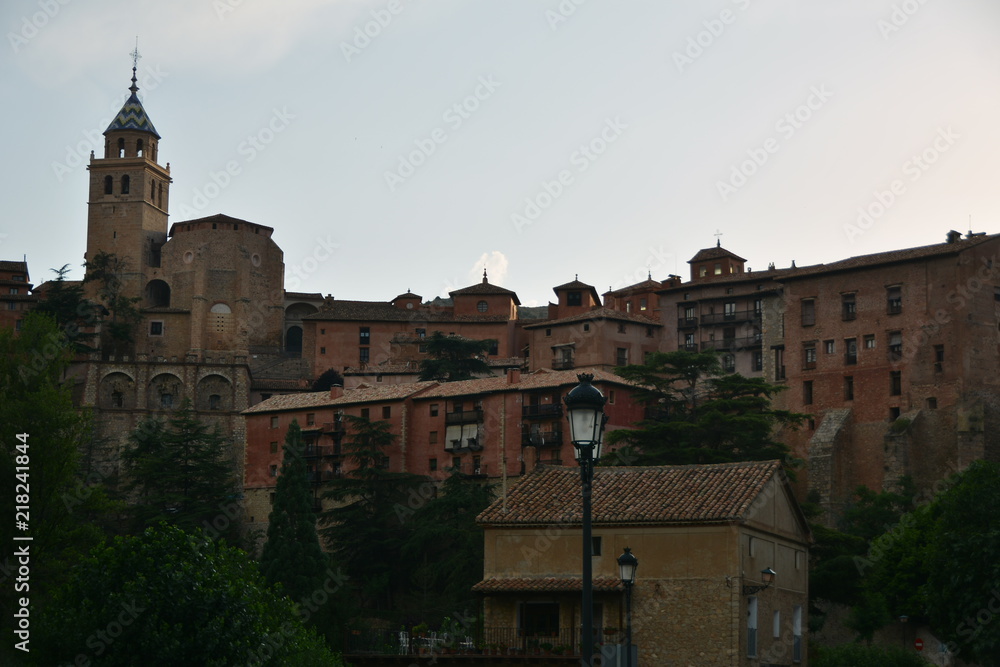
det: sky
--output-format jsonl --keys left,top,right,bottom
{"left": 3, "top": 0, "right": 1000, "bottom": 306}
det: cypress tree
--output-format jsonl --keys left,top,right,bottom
{"left": 260, "top": 420, "right": 328, "bottom": 606}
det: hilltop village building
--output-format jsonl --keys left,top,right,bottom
{"left": 7, "top": 64, "right": 1000, "bottom": 533}
{"left": 474, "top": 461, "right": 812, "bottom": 665}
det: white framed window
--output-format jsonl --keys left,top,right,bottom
{"left": 773, "top": 610, "right": 781, "bottom": 638}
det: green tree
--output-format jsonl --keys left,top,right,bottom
{"left": 83, "top": 251, "right": 142, "bottom": 354}
{"left": 923, "top": 460, "right": 1000, "bottom": 664}
{"left": 319, "top": 415, "right": 427, "bottom": 616}
{"left": 607, "top": 350, "right": 805, "bottom": 466}
{"left": 311, "top": 368, "right": 345, "bottom": 392}
{"left": 34, "top": 523, "right": 344, "bottom": 666}
{"left": 813, "top": 643, "right": 931, "bottom": 667}
{"left": 418, "top": 332, "right": 494, "bottom": 381}
{"left": 0, "top": 314, "right": 113, "bottom": 663}
{"left": 401, "top": 470, "right": 494, "bottom": 622}
{"left": 32, "top": 264, "right": 98, "bottom": 353}
{"left": 260, "top": 421, "right": 328, "bottom": 605}
{"left": 122, "top": 402, "right": 240, "bottom": 541}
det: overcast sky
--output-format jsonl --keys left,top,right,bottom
{"left": 4, "top": 0, "right": 1000, "bottom": 305}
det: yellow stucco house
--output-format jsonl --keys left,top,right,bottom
{"left": 474, "top": 460, "right": 812, "bottom": 665}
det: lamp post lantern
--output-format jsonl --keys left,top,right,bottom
{"left": 742, "top": 567, "right": 776, "bottom": 595}
{"left": 617, "top": 547, "right": 638, "bottom": 667}
{"left": 564, "top": 373, "right": 608, "bottom": 667}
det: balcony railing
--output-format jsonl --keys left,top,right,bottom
{"left": 522, "top": 404, "right": 563, "bottom": 419}
{"left": 521, "top": 429, "right": 563, "bottom": 447}
{"left": 699, "top": 309, "right": 761, "bottom": 325}
{"left": 700, "top": 335, "right": 762, "bottom": 352}
{"left": 302, "top": 445, "right": 339, "bottom": 458}
{"left": 677, "top": 316, "right": 698, "bottom": 329}
{"left": 345, "top": 626, "right": 615, "bottom": 657}
{"left": 552, "top": 358, "right": 575, "bottom": 370}
{"left": 445, "top": 408, "right": 483, "bottom": 425}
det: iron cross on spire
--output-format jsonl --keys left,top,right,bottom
{"left": 714, "top": 229, "right": 723, "bottom": 247}
{"left": 130, "top": 37, "right": 141, "bottom": 70}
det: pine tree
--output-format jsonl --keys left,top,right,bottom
{"left": 122, "top": 401, "right": 239, "bottom": 541}
{"left": 417, "top": 332, "right": 494, "bottom": 381}
{"left": 260, "top": 421, "right": 328, "bottom": 605}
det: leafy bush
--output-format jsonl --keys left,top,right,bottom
{"left": 813, "top": 643, "right": 932, "bottom": 667}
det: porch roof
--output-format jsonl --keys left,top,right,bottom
{"left": 472, "top": 576, "right": 623, "bottom": 593}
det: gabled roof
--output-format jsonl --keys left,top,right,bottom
{"left": 105, "top": 70, "right": 160, "bottom": 138}
{"left": 521, "top": 307, "right": 660, "bottom": 329}
{"left": 0, "top": 260, "right": 29, "bottom": 273}
{"left": 605, "top": 278, "right": 662, "bottom": 297}
{"left": 688, "top": 244, "right": 746, "bottom": 264}
{"left": 477, "top": 460, "right": 783, "bottom": 527}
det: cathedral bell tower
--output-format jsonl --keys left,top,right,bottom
{"left": 85, "top": 50, "right": 171, "bottom": 300}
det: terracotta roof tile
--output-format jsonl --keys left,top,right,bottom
{"left": 472, "top": 576, "right": 623, "bottom": 593}
{"left": 243, "top": 381, "right": 438, "bottom": 414}
{"left": 449, "top": 279, "right": 521, "bottom": 305}
{"left": 689, "top": 245, "right": 747, "bottom": 264}
{"left": 414, "top": 368, "right": 628, "bottom": 400}
{"left": 477, "top": 461, "right": 781, "bottom": 526}
{"left": 522, "top": 307, "right": 660, "bottom": 329}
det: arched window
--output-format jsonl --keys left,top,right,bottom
{"left": 210, "top": 303, "right": 232, "bottom": 336}
{"left": 121, "top": 175, "right": 130, "bottom": 195}
{"left": 104, "top": 175, "right": 113, "bottom": 194}
{"left": 150, "top": 178, "right": 155, "bottom": 200}
{"left": 285, "top": 326, "right": 303, "bottom": 357}
{"left": 145, "top": 280, "right": 171, "bottom": 308}
{"left": 117, "top": 138, "right": 125, "bottom": 157}
{"left": 158, "top": 182, "right": 163, "bottom": 207}
{"left": 136, "top": 139, "right": 144, "bottom": 156}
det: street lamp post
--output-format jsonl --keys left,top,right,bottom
{"left": 617, "top": 547, "right": 638, "bottom": 667}
{"left": 564, "top": 373, "right": 608, "bottom": 667}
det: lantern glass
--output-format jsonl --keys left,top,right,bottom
{"left": 617, "top": 547, "right": 638, "bottom": 585}
{"left": 564, "top": 373, "right": 607, "bottom": 461}
{"left": 761, "top": 567, "right": 776, "bottom": 585}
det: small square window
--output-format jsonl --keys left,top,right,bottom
{"left": 269, "top": 465, "right": 278, "bottom": 477}
{"left": 270, "top": 416, "right": 279, "bottom": 428}
{"left": 306, "top": 413, "right": 315, "bottom": 426}
{"left": 382, "top": 406, "right": 391, "bottom": 419}
{"left": 429, "top": 431, "right": 438, "bottom": 444}
{"left": 824, "top": 340, "right": 835, "bottom": 354}
{"left": 583, "top": 323, "right": 590, "bottom": 332}
{"left": 430, "top": 404, "right": 439, "bottom": 417}
{"left": 149, "top": 321, "right": 164, "bottom": 336}
{"left": 270, "top": 441, "right": 278, "bottom": 453}
{"left": 591, "top": 536, "right": 602, "bottom": 557}
{"left": 320, "top": 347, "right": 326, "bottom": 355}
{"left": 864, "top": 335, "right": 876, "bottom": 349}
{"left": 429, "top": 458, "right": 437, "bottom": 471}
{"left": 360, "top": 408, "right": 370, "bottom": 420}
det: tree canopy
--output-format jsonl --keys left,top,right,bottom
{"left": 34, "top": 523, "right": 344, "bottom": 666}
{"left": 417, "top": 332, "right": 494, "bottom": 382}
{"left": 606, "top": 350, "right": 805, "bottom": 466}
{"left": 122, "top": 402, "right": 240, "bottom": 541}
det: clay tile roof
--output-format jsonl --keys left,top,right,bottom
{"left": 0, "top": 260, "right": 28, "bottom": 273}
{"left": 779, "top": 233, "right": 998, "bottom": 280}
{"left": 393, "top": 291, "right": 421, "bottom": 301}
{"left": 243, "top": 381, "right": 438, "bottom": 414}
{"left": 414, "top": 368, "right": 627, "bottom": 399}
{"left": 285, "top": 291, "right": 323, "bottom": 300}
{"left": 449, "top": 280, "right": 521, "bottom": 305}
{"left": 472, "top": 576, "right": 623, "bottom": 593}
{"left": 477, "top": 460, "right": 781, "bottom": 527}
{"left": 522, "top": 307, "right": 660, "bottom": 329}
{"left": 606, "top": 278, "right": 662, "bottom": 297}
{"left": 688, "top": 245, "right": 747, "bottom": 264}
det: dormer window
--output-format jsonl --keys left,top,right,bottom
{"left": 567, "top": 291, "right": 582, "bottom": 306}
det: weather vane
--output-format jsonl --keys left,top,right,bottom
{"left": 130, "top": 37, "right": 141, "bottom": 71}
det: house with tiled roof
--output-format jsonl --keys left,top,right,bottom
{"left": 241, "top": 368, "right": 645, "bottom": 538}
{"left": 0, "top": 259, "right": 36, "bottom": 332}
{"left": 474, "top": 460, "right": 811, "bottom": 665}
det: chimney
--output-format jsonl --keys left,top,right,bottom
{"left": 329, "top": 385, "right": 344, "bottom": 399}
{"left": 507, "top": 367, "right": 521, "bottom": 384}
